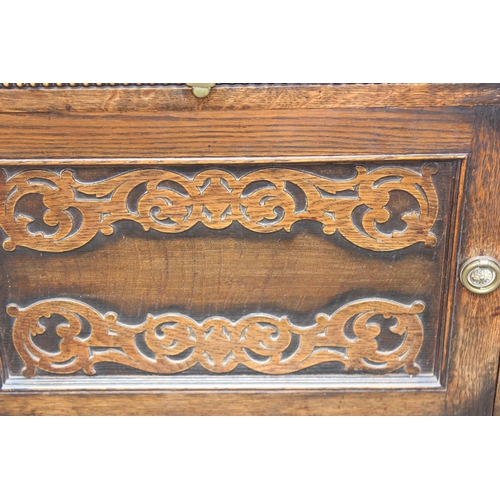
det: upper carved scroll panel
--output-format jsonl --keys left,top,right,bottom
{"left": 0, "top": 164, "right": 440, "bottom": 253}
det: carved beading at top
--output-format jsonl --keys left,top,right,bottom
{"left": 0, "top": 165, "right": 439, "bottom": 253}
{"left": 0, "top": 83, "right": 305, "bottom": 89}
{"left": 0, "top": 83, "right": 184, "bottom": 88}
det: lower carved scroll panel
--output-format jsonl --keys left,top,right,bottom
{"left": 8, "top": 298, "right": 424, "bottom": 378}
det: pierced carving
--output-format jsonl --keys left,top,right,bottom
{"left": 8, "top": 298, "right": 425, "bottom": 378}
{"left": 0, "top": 165, "right": 439, "bottom": 253}
{"left": 1, "top": 166, "right": 439, "bottom": 252}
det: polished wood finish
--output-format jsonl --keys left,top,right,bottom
{"left": 495, "top": 368, "right": 500, "bottom": 416}
{"left": 445, "top": 107, "right": 500, "bottom": 415}
{"left": 0, "top": 391, "right": 445, "bottom": 416}
{"left": 1, "top": 228, "right": 446, "bottom": 319}
{"left": 0, "top": 159, "right": 457, "bottom": 392}
{"left": 8, "top": 297, "right": 425, "bottom": 377}
{"left": 0, "top": 165, "right": 439, "bottom": 252}
{"left": 0, "top": 84, "right": 500, "bottom": 112}
{"left": 0, "top": 108, "right": 472, "bottom": 159}
{"left": 0, "top": 84, "right": 498, "bottom": 415}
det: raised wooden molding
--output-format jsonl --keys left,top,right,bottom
{"left": 1, "top": 84, "right": 500, "bottom": 111}
{"left": 0, "top": 154, "right": 468, "bottom": 167}
{"left": 0, "top": 83, "right": 279, "bottom": 89}
{"left": 1, "top": 83, "right": 185, "bottom": 88}
{"left": 0, "top": 165, "right": 439, "bottom": 252}
{"left": 8, "top": 298, "right": 425, "bottom": 378}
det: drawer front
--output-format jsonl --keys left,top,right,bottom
{"left": 0, "top": 157, "right": 462, "bottom": 390}
{"left": 0, "top": 84, "right": 499, "bottom": 415}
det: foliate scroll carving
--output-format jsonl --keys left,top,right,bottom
{"left": 0, "top": 165, "right": 439, "bottom": 252}
{"left": 8, "top": 298, "right": 425, "bottom": 378}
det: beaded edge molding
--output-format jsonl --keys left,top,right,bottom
{"left": 1, "top": 83, "right": 184, "bottom": 89}
{"left": 0, "top": 83, "right": 319, "bottom": 89}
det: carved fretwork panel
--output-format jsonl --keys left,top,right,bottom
{"left": 8, "top": 298, "right": 425, "bottom": 378}
{"left": 0, "top": 159, "right": 462, "bottom": 389}
{"left": 0, "top": 165, "right": 439, "bottom": 252}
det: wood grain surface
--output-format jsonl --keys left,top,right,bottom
{"left": 8, "top": 297, "right": 425, "bottom": 377}
{"left": 493, "top": 366, "right": 500, "bottom": 417}
{"left": 1, "top": 231, "right": 445, "bottom": 317}
{"left": 0, "top": 165, "right": 439, "bottom": 252}
{"left": 0, "top": 391, "right": 445, "bottom": 416}
{"left": 0, "top": 108, "right": 473, "bottom": 159}
{"left": 0, "top": 84, "right": 499, "bottom": 112}
{"left": 0, "top": 160, "right": 456, "bottom": 389}
{"left": 445, "top": 107, "right": 500, "bottom": 415}
{"left": 0, "top": 84, "right": 498, "bottom": 415}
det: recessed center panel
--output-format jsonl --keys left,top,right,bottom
{"left": 0, "top": 160, "right": 460, "bottom": 386}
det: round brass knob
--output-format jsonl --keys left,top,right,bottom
{"left": 460, "top": 256, "right": 500, "bottom": 294}
{"left": 186, "top": 83, "right": 216, "bottom": 98}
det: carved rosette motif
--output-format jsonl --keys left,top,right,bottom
{"left": 0, "top": 165, "right": 439, "bottom": 252}
{"left": 8, "top": 298, "right": 425, "bottom": 378}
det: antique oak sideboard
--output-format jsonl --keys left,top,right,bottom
{"left": 0, "top": 83, "right": 499, "bottom": 416}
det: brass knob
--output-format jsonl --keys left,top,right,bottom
{"left": 186, "top": 83, "right": 215, "bottom": 98}
{"left": 460, "top": 256, "right": 500, "bottom": 294}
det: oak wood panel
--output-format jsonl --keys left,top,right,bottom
{"left": 0, "top": 165, "right": 440, "bottom": 252}
{"left": 495, "top": 368, "right": 500, "bottom": 415}
{"left": 0, "top": 160, "right": 456, "bottom": 384}
{"left": 0, "top": 232, "right": 447, "bottom": 381}
{"left": 1, "top": 84, "right": 497, "bottom": 415}
{"left": 0, "top": 391, "right": 445, "bottom": 416}
{"left": 2, "top": 234, "right": 443, "bottom": 317}
{"left": 0, "top": 84, "right": 499, "bottom": 113}
{"left": 8, "top": 297, "right": 425, "bottom": 377}
{"left": 0, "top": 108, "right": 473, "bottom": 159}
{"left": 445, "top": 107, "right": 500, "bottom": 415}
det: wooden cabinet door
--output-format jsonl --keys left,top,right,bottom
{"left": 0, "top": 84, "right": 499, "bottom": 415}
